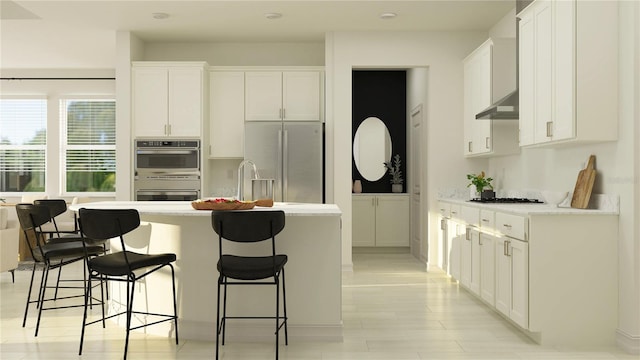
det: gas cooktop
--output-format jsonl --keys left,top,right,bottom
{"left": 469, "top": 197, "right": 544, "bottom": 204}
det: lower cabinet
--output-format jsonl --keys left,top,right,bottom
{"left": 479, "top": 233, "right": 496, "bottom": 306}
{"left": 495, "top": 236, "right": 529, "bottom": 329}
{"left": 352, "top": 194, "right": 409, "bottom": 247}
{"left": 440, "top": 199, "right": 618, "bottom": 346}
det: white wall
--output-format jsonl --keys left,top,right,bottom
{"left": 325, "top": 31, "right": 488, "bottom": 269}
{"left": 144, "top": 42, "right": 324, "bottom": 66}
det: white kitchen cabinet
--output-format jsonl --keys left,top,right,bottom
{"left": 245, "top": 71, "right": 322, "bottom": 122}
{"left": 495, "top": 236, "right": 529, "bottom": 329}
{"left": 438, "top": 199, "right": 618, "bottom": 346}
{"left": 494, "top": 212, "right": 529, "bottom": 329}
{"left": 518, "top": 0, "right": 618, "bottom": 146}
{"left": 463, "top": 38, "right": 519, "bottom": 157}
{"left": 352, "top": 194, "right": 409, "bottom": 247}
{"left": 479, "top": 233, "right": 495, "bottom": 306}
{"left": 132, "top": 62, "right": 206, "bottom": 138}
{"left": 209, "top": 71, "right": 244, "bottom": 158}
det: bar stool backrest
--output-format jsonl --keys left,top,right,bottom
{"left": 211, "top": 210, "right": 285, "bottom": 243}
{"left": 78, "top": 208, "right": 140, "bottom": 241}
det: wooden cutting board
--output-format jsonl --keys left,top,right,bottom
{"left": 571, "top": 155, "right": 596, "bottom": 209}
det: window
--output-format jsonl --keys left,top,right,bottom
{"left": 60, "top": 99, "right": 116, "bottom": 194}
{"left": 0, "top": 98, "right": 47, "bottom": 193}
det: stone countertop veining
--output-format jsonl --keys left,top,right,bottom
{"left": 69, "top": 201, "right": 342, "bottom": 217}
{"left": 438, "top": 197, "right": 619, "bottom": 216}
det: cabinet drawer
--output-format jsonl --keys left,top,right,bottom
{"left": 460, "top": 206, "right": 480, "bottom": 227}
{"left": 479, "top": 209, "right": 495, "bottom": 231}
{"left": 496, "top": 212, "right": 528, "bottom": 241}
{"left": 450, "top": 204, "right": 462, "bottom": 220}
{"left": 437, "top": 201, "right": 451, "bottom": 217}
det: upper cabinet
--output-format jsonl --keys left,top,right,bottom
{"left": 518, "top": 0, "right": 618, "bottom": 147}
{"left": 245, "top": 71, "right": 322, "bottom": 122}
{"left": 463, "top": 39, "right": 519, "bottom": 157}
{"left": 209, "top": 71, "right": 245, "bottom": 158}
{"left": 132, "top": 62, "right": 207, "bottom": 138}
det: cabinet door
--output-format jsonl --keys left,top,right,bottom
{"left": 510, "top": 239, "right": 529, "bottom": 329}
{"left": 463, "top": 44, "right": 492, "bottom": 156}
{"left": 495, "top": 237, "right": 511, "bottom": 317}
{"left": 282, "top": 72, "right": 321, "bottom": 121}
{"left": 168, "top": 68, "right": 203, "bottom": 137}
{"left": 518, "top": 8, "right": 535, "bottom": 146}
{"left": 479, "top": 233, "right": 495, "bottom": 306}
{"left": 551, "top": 0, "right": 575, "bottom": 141}
{"left": 352, "top": 196, "right": 375, "bottom": 247}
{"left": 245, "top": 72, "right": 283, "bottom": 121}
{"left": 532, "top": 0, "right": 553, "bottom": 144}
{"left": 460, "top": 227, "right": 472, "bottom": 288}
{"left": 375, "top": 195, "right": 409, "bottom": 247}
{"left": 133, "top": 67, "right": 168, "bottom": 137}
{"left": 449, "top": 225, "right": 462, "bottom": 281}
{"left": 469, "top": 229, "right": 481, "bottom": 295}
{"left": 210, "top": 71, "right": 244, "bottom": 158}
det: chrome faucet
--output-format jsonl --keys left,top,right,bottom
{"left": 236, "top": 159, "right": 260, "bottom": 200}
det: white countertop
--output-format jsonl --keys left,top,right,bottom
{"left": 69, "top": 201, "right": 342, "bottom": 217}
{"left": 439, "top": 198, "right": 619, "bottom": 216}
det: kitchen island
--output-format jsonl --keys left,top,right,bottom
{"left": 69, "top": 201, "right": 343, "bottom": 342}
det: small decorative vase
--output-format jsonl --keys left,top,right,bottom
{"left": 391, "top": 184, "right": 403, "bottom": 193}
{"left": 470, "top": 187, "right": 480, "bottom": 200}
{"left": 353, "top": 180, "right": 362, "bottom": 193}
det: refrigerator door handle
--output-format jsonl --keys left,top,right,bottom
{"left": 283, "top": 129, "right": 289, "bottom": 201}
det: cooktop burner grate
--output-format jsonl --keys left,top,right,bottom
{"left": 469, "top": 197, "right": 544, "bottom": 204}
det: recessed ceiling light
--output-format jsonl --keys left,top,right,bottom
{"left": 379, "top": 12, "right": 397, "bottom": 20}
{"left": 152, "top": 12, "right": 169, "bottom": 20}
{"left": 264, "top": 12, "right": 282, "bottom": 20}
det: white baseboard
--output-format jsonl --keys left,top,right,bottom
{"left": 616, "top": 329, "right": 640, "bottom": 355}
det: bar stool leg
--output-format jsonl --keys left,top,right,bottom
{"left": 22, "top": 263, "right": 37, "bottom": 327}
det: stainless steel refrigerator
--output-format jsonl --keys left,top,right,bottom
{"left": 244, "top": 121, "right": 323, "bottom": 203}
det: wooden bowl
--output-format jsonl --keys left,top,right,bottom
{"left": 191, "top": 201, "right": 256, "bottom": 211}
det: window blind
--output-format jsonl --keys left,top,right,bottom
{"left": 60, "top": 99, "right": 116, "bottom": 193}
{"left": 0, "top": 98, "right": 47, "bottom": 192}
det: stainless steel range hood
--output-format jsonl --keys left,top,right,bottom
{"left": 476, "top": 15, "right": 520, "bottom": 121}
{"left": 475, "top": 89, "right": 518, "bottom": 120}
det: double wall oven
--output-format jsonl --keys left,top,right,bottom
{"left": 134, "top": 139, "right": 201, "bottom": 201}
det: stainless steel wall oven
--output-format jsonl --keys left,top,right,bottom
{"left": 134, "top": 139, "right": 201, "bottom": 201}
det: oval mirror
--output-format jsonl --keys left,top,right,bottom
{"left": 353, "top": 117, "right": 392, "bottom": 181}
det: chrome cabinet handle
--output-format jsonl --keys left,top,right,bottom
{"left": 481, "top": 218, "right": 490, "bottom": 223}
{"left": 485, "top": 137, "right": 490, "bottom": 149}
{"left": 440, "top": 219, "right": 446, "bottom": 230}
{"left": 468, "top": 141, "right": 473, "bottom": 153}
{"left": 546, "top": 121, "right": 553, "bottom": 137}
{"left": 503, "top": 224, "right": 512, "bottom": 229}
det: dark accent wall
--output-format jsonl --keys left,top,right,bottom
{"left": 352, "top": 70, "right": 407, "bottom": 193}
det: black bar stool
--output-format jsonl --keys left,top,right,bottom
{"left": 211, "top": 210, "right": 288, "bottom": 360}
{"left": 15, "top": 203, "right": 104, "bottom": 336}
{"left": 77, "top": 208, "right": 179, "bottom": 360}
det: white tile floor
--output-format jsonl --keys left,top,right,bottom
{"left": 1, "top": 253, "right": 637, "bottom": 359}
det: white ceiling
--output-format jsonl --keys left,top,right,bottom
{"left": 0, "top": 0, "right": 515, "bottom": 69}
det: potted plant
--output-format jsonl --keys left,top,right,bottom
{"left": 467, "top": 171, "right": 495, "bottom": 200}
{"left": 384, "top": 154, "right": 403, "bottom": 193}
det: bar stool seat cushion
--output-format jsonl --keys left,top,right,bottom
{"left": 89, "top": 251, "right": 177, "bottom": 276}
{"left": 218, "top": 254, "right": 287, "bottom": 281}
